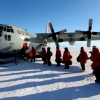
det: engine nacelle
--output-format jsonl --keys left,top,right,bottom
{"left": 69, "top": 40, "right": 75, "bottom": 46}
{"left": 58, "top": 38, "right": 63, "bottom": 42}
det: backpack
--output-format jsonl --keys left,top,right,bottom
{"left": 69, "top": 55, "right": 72, "bottom": 59}
{"left": 77, "top": 56, "right": 80, "bottom": 62}
{"left": 50, "top": 52, "right": 53, "bottom": 56}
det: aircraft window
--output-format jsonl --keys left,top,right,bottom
{"left": 4, "top": 35, "right": 7, "bottom": 41}
{"left": 7, "top": 26, "right": 9, "bottom": 28}
{"left": 0, "top": 26, "right": 3, "bottom": 30}
{"left": 17, "top": 30, "right": 21, "bottom": 34}
{"left": 0, "top": 31, "right": 2, "bottom": 37}
{"left": 8, "top": 35, "right": 11, "bottom": 41}
{"left": 4, "top": 28, "right": 6, "bottom": 31}
{"left": 11, "top": 29, "right": 14, "bottom": 33}
{"left": 7, "top": 29, "right": 10, "bottom": 32}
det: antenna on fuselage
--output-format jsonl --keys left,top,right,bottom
{"left": 25, "top": 29, "right": 27, "bottom": 31}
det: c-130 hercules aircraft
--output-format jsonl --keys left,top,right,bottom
{"left": 0, "top": 19, "right": 100, "bottom": 62}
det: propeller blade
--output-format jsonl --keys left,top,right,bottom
{"left": 48, "top": 33, "right": 57, "bottom": 41}
{"left": 88, "top": 19, "right": 92, "bottom": 31}
{"left": 48, "top": 22, "right": 54, "bottom": 33}
{"left": 87, "top": 39, "right": 91, "bottom": 47}
{"left": 56, "top": 29, "right": 67, "bottom": 35}
{"left": 92, "top": 32, "right": 100, "bottom": 35}
{"left": 55, "top": 40, "right": 59, "bottom": 47}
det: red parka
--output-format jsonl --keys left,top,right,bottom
{"left": 79, "top": 48, "right": 88, "bottom": 63}
{"left": 29, "top": 47, "right": 36, "bottom": 58}
{"left": 23, "top": 43, "right": 27, "bottom": 50}
{"left": 63, "top": 50, "right": 72, "bottom": 65}
{"left": 90, "top": 48, "right": 100, "bottom": 70}
{"left": 63, "top": 51, "right": 70, "bottom": 62}
{"left": 56, "top": 48, "right": 61, "bottom": 57}
{"left": 41, "top": 48, "right": 46, "bottom": 57}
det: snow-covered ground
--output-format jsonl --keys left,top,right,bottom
{"left": 0, "top": 43, "right": 100, "bottom": 100}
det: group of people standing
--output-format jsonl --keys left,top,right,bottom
{"left": 20, "top": 43, "right": 100, "bottom": 83}
{"left": 77, "top": 46, "right": 100, "bottom": 83}
{"left": 41, "top": 46, "right": 72, "bottom": 69}
{"left": 41, "top": 45, "right": 100, "bottom": 83}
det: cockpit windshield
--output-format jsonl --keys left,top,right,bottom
{"left": 4, "top": 25, "right": 14, "bottom": 33}
{"left": 0, "top": 26, "right": 3, "bottom": 37}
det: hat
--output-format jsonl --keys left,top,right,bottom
{"left": 93, "top": 46, "right": 96, "bottom": 49}
{"left": 47, "top": 47, "right": 50, "bottom": 49}
{"left": 81, "top": 47, "right": 84, "bottom": 49}
{"left": 56, "top": 46, "right": 59, "bottom": 48}
{"left": 64, "top": 47, "right": 68, "bottom": 49}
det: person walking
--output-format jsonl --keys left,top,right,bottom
{"left": 89, "top": 46, "right": 100, "bottom": 83}
{"left": 20, "top": 43, "right": 28, "bottom": 59}
{"left": 55, "top": 46, "right": 62, "bottom": 66}
{"left": 79, "top": 47, "right": 88, "bottom": 72}
{"left": 89, "top": 46, "right": 100, "bottom": 70}
{"left": 62, "top": 47, "right": 72, "bottom": 69}
{"left": 41, "top": 47, "right": 48, "bottom": 64}
{"left": 26, "top": 47, "right": 36, "bottom": 62}
{"left": 46, "top": 47, "right": 52, "bottom": 66}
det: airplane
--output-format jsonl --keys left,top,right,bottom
{"left": 0, "top": 19, "right": 100, "bottom": 62}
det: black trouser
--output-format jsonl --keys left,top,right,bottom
{"left": 55, "top": 57, "right": 61, "bottom": 66}
{"left": 80, "top": 63, "right": 85, "bottom": 70}
{"left": 93, "top": 67, "right": 100, "bottom": 81}
{"left": 65, "top": 61, "right": 70, "bottom": 68}
{"left": 42, "top": 57, "right": 47, "bottom": 63}
{"left": 20, "top": 49, "right": 26, "bottom": 58}
{"left": 31, "top": 56, "right": 35, "bottom": 62}
{"left": 47, "top": 57, "right": 51, "bottom": 66}
{"left": 27, "top": 56, "right": 35, "bottom": 62}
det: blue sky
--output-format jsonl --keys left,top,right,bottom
{"left": 0, "top": 0, "right": 100, "bottom": 32}
{"left": 0, "top": 0, "right": 100, "bottom": 47}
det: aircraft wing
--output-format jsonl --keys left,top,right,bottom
{"left": 37, "top": 32, "right": 100, "bottom": 42}
{"left": 37, "top": 32, "right": 85, "bottom": 42}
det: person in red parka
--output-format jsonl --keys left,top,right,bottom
{"left": 41, "top": 47, "right": 47, "bottom": 64}
{"left": 20, "top": 43, "right": 28, "bottom": 59}
{"left": 55, "top": 46, "right": 62, "bottom": 66}
{"left": 79, "top": 47, "right": 88, "bottom": 72}
{"left": 27, "top": 47, "right": 36, "bottom": 62}
{"left": 89, "top": 46, "right": 100, "bottom": 83}
{"left": 93, "top": 53, "right": 100, "bottom": 83}
{"left": 62, "top": 47, "right": 72, "bottom": 69}
{"left": 89, "top": 46, "right": 99, "bottom": 70}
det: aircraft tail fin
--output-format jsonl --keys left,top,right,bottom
{"left": 46, "top": 21, "right": 50, "bottom": 33}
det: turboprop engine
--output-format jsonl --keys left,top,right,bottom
{"left": 69, "top": 39, "right": 75, "bottom": 46}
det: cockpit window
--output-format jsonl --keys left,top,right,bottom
{"left": 4, "top": 25, "right": 14, "bottom": 33}
{"left": 0, "top": 26, "right": 3, "bottom": 37}
{"left": 0, "top": 26, "right": 3, "bottom": 30}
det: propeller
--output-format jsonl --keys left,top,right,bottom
{"left": 75, "top": 19, "right": 93, "bottom": 47}
{"left": 87, "top": 19, "right": 92, "bottom": 47}
{"left": 47, "top": 21, "right": 67, "bottom": 47}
